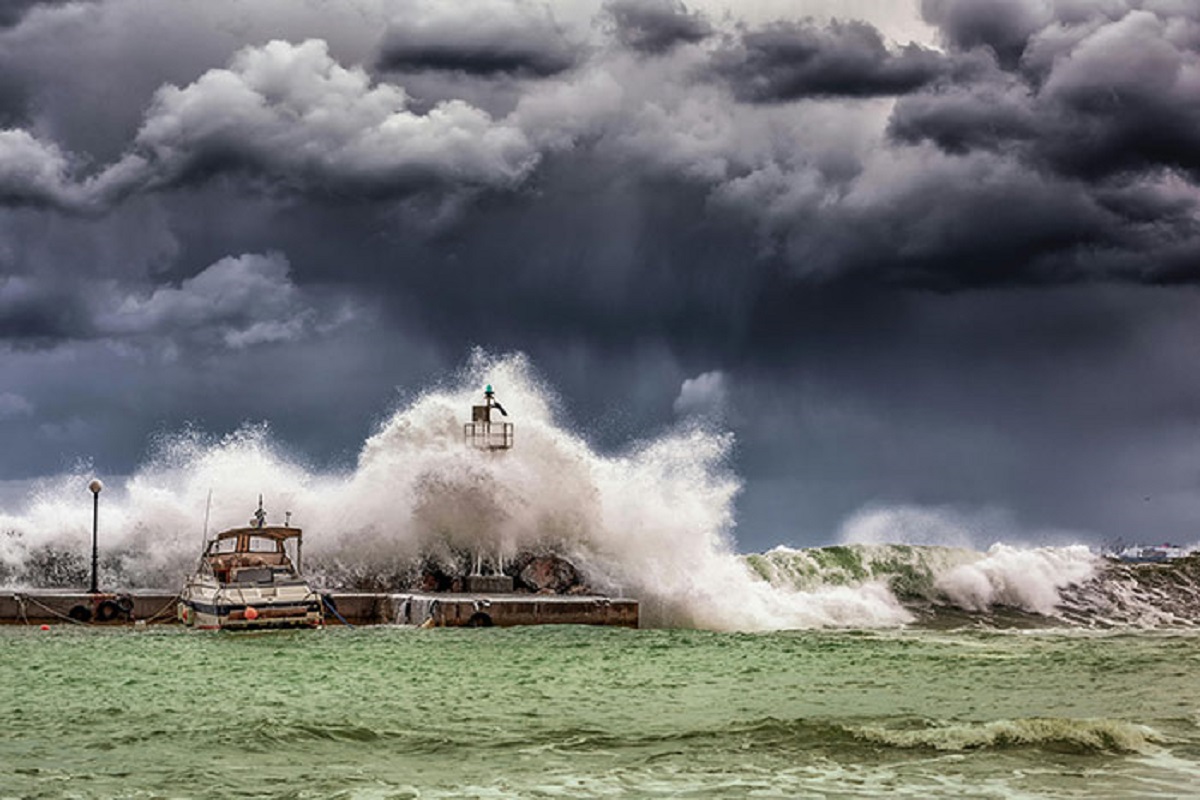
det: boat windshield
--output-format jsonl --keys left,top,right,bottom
{"left": 232, "top": 567, "right": 273, "bottom": 584}
{"left": 210, "top": 535, "right": 286, "bottom": 554}
{"left": 229, "top": 566, "right": 298, "bottom": 585}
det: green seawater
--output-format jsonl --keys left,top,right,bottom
{"left": 2, "top": 625, "right": 1199, "bottom": 798}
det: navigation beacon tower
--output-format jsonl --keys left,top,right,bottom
{"left": 463, "top": 384, "right": 513, "bottom": 451}
{"left": 462, "top": 385, "right": 515, "bottom": 590}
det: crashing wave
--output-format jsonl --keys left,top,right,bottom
{"left": 745, "top": 543, "right": 1200, "bottom": 627}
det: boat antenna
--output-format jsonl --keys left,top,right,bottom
{"left": 252, "top": 495, "right": 266, "bottom": 528}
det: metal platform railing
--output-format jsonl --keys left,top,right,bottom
{"left": 463, "top": 422, "right": 514, "bottom": 451}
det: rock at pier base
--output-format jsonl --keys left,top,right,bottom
{"left": 517, "top": 555, "right": 581, "bottom": 594}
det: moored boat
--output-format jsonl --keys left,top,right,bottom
{"left": 178, "top": 500, "right": 322, "bottom": 630}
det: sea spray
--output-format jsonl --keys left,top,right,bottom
{"left": 1, "top": 352, "right": 842, "bottom": 629}
{"left": 934, "top": 543, "right": 1098, "bottom": 615}
{"left": 0, "top": 351, "right": 1193, "bottom": 630}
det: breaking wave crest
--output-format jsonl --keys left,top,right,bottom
{"left": 748, "top": 543, "right": 1200, "bottom": 627}
{"left": 0, "top": 351, "right": 1196, "bottom": 631}
{"left": 620, "top": 716, "right": 1165, "bottom": 755}
{"left": 848, "top": 718, "right": 1164, "bottom": 754}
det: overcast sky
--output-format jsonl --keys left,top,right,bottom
{"left": 3, "top": 0, "right": 1200, "bottom": 552}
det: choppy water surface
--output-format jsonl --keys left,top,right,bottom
{"left": 2, "top": 625, "right": 1199, "bottom": 798}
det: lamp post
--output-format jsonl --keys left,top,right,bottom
{"left": 88, "top": 479, "right": 103, "bottom": 594}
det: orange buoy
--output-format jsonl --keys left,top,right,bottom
{"left": 40, "top": 624, "right": 50, "bottom": 631}
{"left": 244, "top": 607, "right": 259, "bottom": 621}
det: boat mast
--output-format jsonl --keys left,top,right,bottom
{"left": 202, "top": 490, "right": 212, "bottom": 543}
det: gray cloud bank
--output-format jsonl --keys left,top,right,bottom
{"left": 3, "top": 0, "right": 1199, "bottom": 286}
{"left": 378, "top": 0, "right": 579, "bottom": 76}
{"left": 2, "top": 0, "right": 1200, "bottom": 549}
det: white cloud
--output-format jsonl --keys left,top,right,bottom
{"left": 222, "top": 318, "right": 310, "bottom": 349}
{"left": 97, "top": 251, "right": 338, "bottom": 350}
{"left": 0, "top": 129, "right": 81, "bottom": 208}
{"left": 673, "top": 370, "right": 728, "bottom": 416}
{"left": 0, "top": 392, "right": 34, "bottom": 419}
{"left": 0, "top": 38, "right": 541, "bottom": 210}
{"left": 130, "top": 38, "right": 539, "bottom": 193}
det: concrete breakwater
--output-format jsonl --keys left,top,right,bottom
{"left": 0, "top": 590, "right": 639, "bottom": 628}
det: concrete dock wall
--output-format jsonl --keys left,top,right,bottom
{"left": 1, "top": 590, "right": 639, "bottom": 628}
{"left": 0, "top": 592, "right": 178, "bottom": 625}
{"left": 322, "top": 593, "right": 394, "bottom": 626}
{"left": 393, "top": 593, "right": 639, "bottom": 628}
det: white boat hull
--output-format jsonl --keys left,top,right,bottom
{"left": 179, "top": 580, "right": 323, "bottom": 630}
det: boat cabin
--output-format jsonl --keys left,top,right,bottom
{"left": 202, "top": 526, "right": 304, "bottom": 585}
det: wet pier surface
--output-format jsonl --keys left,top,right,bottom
{"left": 0, "top": 590, "right": 639, "bottom": 628}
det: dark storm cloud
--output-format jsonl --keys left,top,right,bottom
{"left": 5, "top": 0, "right": 1200, "bottom": 291}
{"left": 0, "top": 249, "right": 355, "bottom": 352}
{"left": 0, "top": 0, "right": 82, "bottom": 28}
{"left": 602, "top": 0, "right": 712, "bottom": 55}
{"left": 7, "top": 0, "right": 1200, "bottom": 552}
{"left": 846, "top": 1, "right": 1200, "bottom": 286}
{"left": 887, "top": 78, "right": 1037, "bottom": 156}
{"left": 377, "top": 0, "right": 576, "bottom": 77}
{"left": 0, "top": 79, "right": 28, "bottom": 127}
{"left": 920, "top": 0, "right": 1051, "bottom": 70}
{"left": 0, "top": 276, "right": 92, "bottom": 343}
{"left": 729, "top": 282, "right": 1200, "bottom": 549}
{"left": 899, "top": 5, "right": 1200, "bottom": 183}
{"left": 711, "top": 19, "right": 949, "bottom": 101}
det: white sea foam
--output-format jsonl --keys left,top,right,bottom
{"left": 850, "top": 717, "right": 1164, "bottom": 753}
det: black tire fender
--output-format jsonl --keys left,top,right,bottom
{"left": 95, "top": 599, "right": 121, "bottom": 622}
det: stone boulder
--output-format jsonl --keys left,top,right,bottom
{"left": 517, "top": 555, "right": 581, "bottom": 594}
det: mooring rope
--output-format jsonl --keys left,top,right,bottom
{"left": 9, "top": 592, "right": 181, "bottom": 627}
{"left": 320, "top": 594, "right": 354, "bottom": 629}
{"left": 14, "top": 593, "right": 90, "bottom": 625}
{"left": 12, "top": 591, "right": 346, "bottom": 628}
{"left": 141, "top": 594, "right": 182, "bottom": 623}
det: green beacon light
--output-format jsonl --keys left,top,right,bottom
{"left": 465, "top": 384, "right": 512, "bottom": 450}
